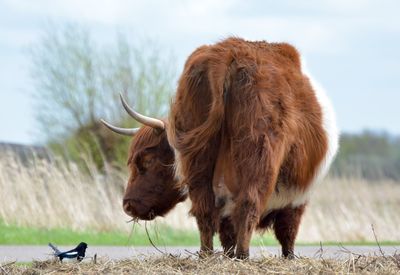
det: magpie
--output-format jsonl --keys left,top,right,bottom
{"left": 48, "top": 242, "right": 88, "bottom": 262}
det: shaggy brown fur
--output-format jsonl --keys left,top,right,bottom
{"left": 167, "top": 38, "right": 328, "bottom": 258}
{"left": 113, "top": 37, "right": 330, "bottom": 259}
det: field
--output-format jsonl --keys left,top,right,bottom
{"left": 2, "top": 253, "right": 400, "bottom": 274}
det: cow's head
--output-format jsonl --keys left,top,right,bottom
{"left": 101, "top": 94, "right": 187, "bottom": 220}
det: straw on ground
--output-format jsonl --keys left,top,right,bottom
{"left": 2, "top": 252, "right": 400, "bottom": 275}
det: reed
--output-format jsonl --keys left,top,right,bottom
{"left": 0, "top": 150, "right": 399, "bottom": 242}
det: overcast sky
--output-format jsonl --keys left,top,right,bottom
{"left": 0, "top": 0, "right": 399, "bottom": 145}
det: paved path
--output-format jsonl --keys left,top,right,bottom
{"left": 0, "top": 245, "right": 398, "bottom": 263}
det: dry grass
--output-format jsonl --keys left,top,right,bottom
{"left": 0, "top": 150, "right": 400, "bottom": 242}
{"left": 0, "top": 150, "right": 194, "bottom": 233}
{"left": 298, "top": 177, "right": 400, "bottom": 242}
{"left": 2, "top": 253, "right": 400, "bottom": 275}
{"left": 0, "top": 151, "right": 128, "bottom": 232}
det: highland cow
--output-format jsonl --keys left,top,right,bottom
{"left": 102, "top": 37, "right": 339, "bottom": 259}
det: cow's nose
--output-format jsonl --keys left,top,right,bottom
{"left": 123, "top": 199, "right": 132, "bottom": 213}
{"left": 122, "top": 198, "right": 146, "bottom": 216}
{"left": 123, "top": 199, "right": 135, "bottom": 213}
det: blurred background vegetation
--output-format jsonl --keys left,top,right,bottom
{"left": 24, "top": 24, "right": 400, "bottom": 182}
{"left": 331, "top": 131, "right": 400, "bottom": 181}
{"left": 28, "top": 24, "right": 176, "bottom": 171}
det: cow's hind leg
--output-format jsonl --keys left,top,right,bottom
{"left": 273, "top": 204, "right": 306, "bottom": 259}
{"left": 230, "top": 130, "right": 285, "bottom": 259}
{"left": 224, "top": 60, "right": 288, "bottom": 259}
{"left": 233, "top": 188, "right": 266, "bottom": 259}
{"left": 219, "top": 216, "right": 236, "bottom": 257}
{"left": 229, "top": 138, "right": 281, "bottom": 259}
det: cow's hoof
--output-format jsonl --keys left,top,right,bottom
{"left": 198, "top": 249, "right": 214, "bottom": 259}
{"left": 223, "top": 249, "right": 235, "bottom": 258}
{"left": 235, "top": 252, "right": 249, "bottom": 260}
{"left": 284, "top": 252, "right": 295, "bottom": 260}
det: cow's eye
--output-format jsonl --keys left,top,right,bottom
{"left": 142, "top": 157, "right": 154, "bottom": 168}
{"left": 138, "top": 166, "right": 146, "bottom": 175}
{"left": 134, "top": 158, "right": 146, "bottom": 175}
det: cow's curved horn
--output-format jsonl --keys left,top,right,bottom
{"left": 119, "top": 93, "right": 165, "bottom": 130}
{"left": 100, "top": 119, "right": 139, "bottom": 136}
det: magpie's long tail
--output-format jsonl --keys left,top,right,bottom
{"left": 48, "top": 243, "right": 61, "bottom": 255}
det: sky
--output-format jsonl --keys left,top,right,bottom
{"left": 0, "top": 0, "right": 399, "bottom": 145}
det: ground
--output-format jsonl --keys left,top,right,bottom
{"left": 1, "top": 246, "right": 400, "bottom": 274}
{"left": 1, "top": 245, "right": 399, "bottom": 262}
{"left": 2, "top": 253, "right": 400, "bottom": 275}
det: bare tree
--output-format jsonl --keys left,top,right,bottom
{"left": 29, "top": 24, "right": 176, "bottom": 167}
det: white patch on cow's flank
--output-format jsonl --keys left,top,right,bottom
{"left": 264, "top": 184, "right": 307, "bottom": 214}
{"left": 219, "top": 184, "right": 311, "bottom": 218}
{"left": 301, "top": 56, "right": 339, "bottom": 185}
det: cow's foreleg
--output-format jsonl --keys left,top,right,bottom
{"left": 186, "top": 138, "right": 221, "bottom": 257}
{"left": 273, "top": 204, "right": 306, "bottom": 259}
{"left": 189, "top": 182, "right": 217, "bottom": 256}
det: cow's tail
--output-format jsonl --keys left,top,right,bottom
{"left": 170, "top": 56, "right": 235, "bottom": 157}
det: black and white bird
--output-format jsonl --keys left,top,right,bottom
{"left": 48, "top": 242, "right": 88, "bottom": 262}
